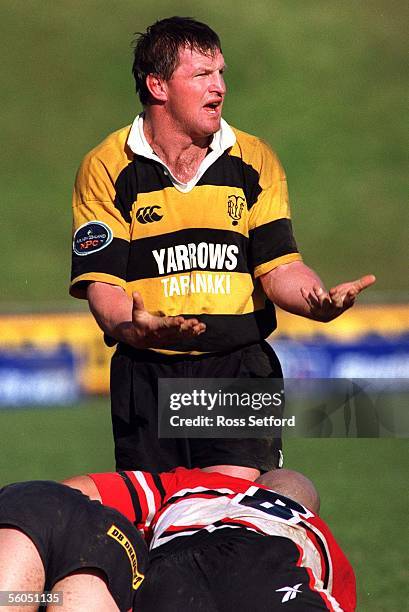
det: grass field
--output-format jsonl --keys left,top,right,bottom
{"left": 1, "top": 1, "right": 407, "bottom": 306}
{"left": 1, "top": 398, "right": 407, "bottom": 611}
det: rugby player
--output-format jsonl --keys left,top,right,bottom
{"left": 0, "top": 468, "right": 355, "bottom": 610}
{"left": 70, "top": 16, "right": 375, "bottom": 475}
{"left": 0, "top": 481, "right": 147, "bottom": 612}
{"left": 64, "top": 467, "right": 356, "bottom": 611}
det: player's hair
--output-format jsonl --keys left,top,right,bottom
{"left": 132, "top": 16, "right": 222, "bottom": 105}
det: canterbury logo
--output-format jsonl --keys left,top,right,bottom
{"left": 276, "top": 583, "right": 302, "bottom": 603}
{"left": 136, "top": 206, "right": 163, "bottom": 224}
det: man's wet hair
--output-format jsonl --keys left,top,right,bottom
{"left": 132, "top": 16, "right": 222, "bottom": 105}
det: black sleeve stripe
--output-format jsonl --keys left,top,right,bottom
{"left": 151, "top": 473, "right": 166, "bottom": 503}
{"left": 118, "top": 471, "right": 142, "bottom": 526}
{"left": 71, "top": 237, "right": 129, "bottom": 281}
{"left": 249, "top": 218, "right": 299, "bottom": 267}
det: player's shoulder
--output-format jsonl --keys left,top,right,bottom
{"left": 77, "top": 124, "right": 133, "bottom": 181}
{"left": 229, "top": 125, "right": 285, "bottom": 178}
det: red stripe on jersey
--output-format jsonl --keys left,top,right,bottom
{"left": 306, "top": 516, "right": 356, "bottom": 611}
{"left": 88, "top": 472, "right": 136, "bottom": 523}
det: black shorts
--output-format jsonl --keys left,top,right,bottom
{"left": 111, "top": 341, "right": 284, "bottom": 472}
{"left": 0, "top": 481, "right": 148, "bottom": 611}
{"left": 136, "top": 530, "right": 334, "bottom": 611}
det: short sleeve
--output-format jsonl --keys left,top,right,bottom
{"left": 248, "top": 141, "right": 302, "bottom": 278}
{"left": 70, "top": 150, "right": 131, "bottom": 299}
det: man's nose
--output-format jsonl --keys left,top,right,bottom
{"left": 210, "top": 72, "right": 226, "bottom": 95}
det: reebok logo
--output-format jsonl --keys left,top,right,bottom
{"left": 276, "top": 583, "right": 302, "bottom": 603}
{"left": 136, "top": 206, "right": 163, "bottom": 224}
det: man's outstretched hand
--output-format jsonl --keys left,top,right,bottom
{"left": 301, "top": 274, "right": 376, "bottom": 322}
{"left": 131, "top": 292, "right": 206, "bottom": 348}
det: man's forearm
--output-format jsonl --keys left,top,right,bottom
{"left": 87, "top": 282, "right": 135, "bottom": 344}
{"left": 261, "top": 261, "right": 324, "bottom": 319}
{"left": 261, "top": 262, "right": 375, "bottom": 323}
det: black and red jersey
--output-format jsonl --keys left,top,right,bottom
{"left": 90, "top": 467, "right": 356, "bottom": 611}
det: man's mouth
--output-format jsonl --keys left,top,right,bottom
{"left": 204, "top": 101, "right": 222, "bottom": 114}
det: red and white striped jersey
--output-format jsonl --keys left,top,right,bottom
{"left": 90, "top": 467, "right": 356, "bottom": 611}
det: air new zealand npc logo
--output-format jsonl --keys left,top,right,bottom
{"left": 227, "top": 195, "right": 245, "bottom": 226}
{"left": 136, "top": 206, "right": 163, "bottom": 224}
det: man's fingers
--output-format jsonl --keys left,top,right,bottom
{"left": 301, "top": 287, "right": 313, "bottom": 307}
{"left": 355, "top": 274, "right": 376, "bottom": 292}
{"left": 132, "top": 291, "right": 145, "bottom": 311}
{"left": 312, "top": 285, "right": 331, "bottom": 308}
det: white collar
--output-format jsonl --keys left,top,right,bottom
{"left": 127, "top": 113, "right": 236, "bottom": 193}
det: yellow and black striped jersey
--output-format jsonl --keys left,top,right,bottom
{"left": 70, "top": 118, "right": 302, "bottom": 354}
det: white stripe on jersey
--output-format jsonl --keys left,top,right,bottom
{"left": 168, "top": 486, "right": 236, "bottom": 498}
{"left": 132, "top": 471, "right": 156, "bottom": 527}
{"left": 302, "top": 519, "right": 334, "bottom": 595}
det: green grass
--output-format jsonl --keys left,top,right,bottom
{"left": 1, "top": 1, "right": 407, "bottom": 306}
{"left": 1, "top": 399, "right": 407, "bottom": 610}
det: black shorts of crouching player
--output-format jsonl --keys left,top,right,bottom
{"left": 0, "top": 481, "right": 147, "bottom": 611}
{"left": 135, "top": 529, "right": 332, "bottom": 612}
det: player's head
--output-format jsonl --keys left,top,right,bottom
{"left": 256, "top": 469, "right": 321, "bottom": 514}
{"left": 132, "top": 16, "right": 222, "bottom": 106}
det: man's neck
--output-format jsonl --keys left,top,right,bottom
{"left": 143, "top": 110, "right": 212, "bottom": 183}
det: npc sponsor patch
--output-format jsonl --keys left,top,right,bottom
{"left": 73, "top": 221, "right": 113, "bottom": 256}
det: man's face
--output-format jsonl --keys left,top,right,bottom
{"left": 164, "top": 46, "right": 226, "bottom": 139}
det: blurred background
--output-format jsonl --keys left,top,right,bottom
{"left": 1, "top": 2, "right": 408, "bottom": 609}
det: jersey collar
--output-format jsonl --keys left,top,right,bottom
{"left": 127, "top": 113, "right": 236, "bottom": 193}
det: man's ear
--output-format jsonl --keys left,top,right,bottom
{"left": 145, "top": 74, "right": 168, "bottom": 102}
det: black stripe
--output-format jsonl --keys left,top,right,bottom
{"left": 163, "top": 489, "right": 228, "bottom": 508}
{"left": 114, "top": 307, "right": 277, "bottom": 354}
{"left": 301, "top": 522, "right": 331, "bottom": 589}
{"left": 127, "top": 228, "right": 250, "bottom": 281}
{"left": 112, "top": 153, "right": 263, "bottom": 223}
{"left": 163, "top": 305, "right": 277, "bottom": 352}
{"left": 113, "top": 157, "right": 172, "bottom": 223}
{"left": 249, "top": 218, "right": 298, "bottom": 268}
{"left": 118, "top": 471, "right": 142, "bottom": 527}
{"left": 71, "top": 237, "right": 129, "bottom": 281}
{"left": 151, "top": 473, "right": 166, "bottom": 503}
{"left": 197, "top": 152, "right": 262, "bottom": 208}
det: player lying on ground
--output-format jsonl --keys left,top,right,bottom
{"left": 0, "top": 469, "right": 355, "bottom": 611}
{"left": 64, "top": 467, "right": 356, "bottom": 611}
{"left": 0, "top": 481, "right": 147, "bottom": 612}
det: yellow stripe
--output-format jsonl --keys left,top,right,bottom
{"left": 70, "top": 273, "right": 126, "bottom": 298}
{"left": 132, "top": 185, "right": 250, "bottom": 238}
{"left": 126, "top": 271, "right": 257, "bottom": 316}
{"left": 254, "top": 253, "right": 303, "bottom": 278}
